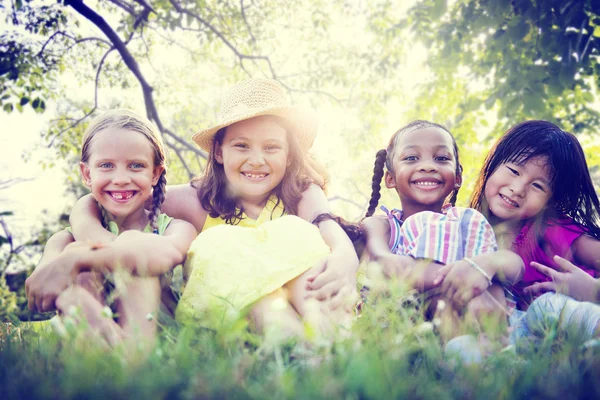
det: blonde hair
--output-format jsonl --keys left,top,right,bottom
{"left": 81, "top": 109, "right": 168, "bottom": 232}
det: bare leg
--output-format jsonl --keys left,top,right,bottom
{"left": 113, "top": 276, "right": 161, "bottom": 349}
{"left": 248, "top": 288, "right": 304, "bottom": 344}
{"left": 75, "top": 271, "right": 106, "bottom": 303}
{"left": 285, "top": 269, "right": 349, "bottom": 339}
{"left": 56, "top": 285, "right": 124, "bottom": 347}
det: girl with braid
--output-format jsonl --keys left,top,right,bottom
{"left": 25, "top": 109, "right": 197, "bottom": 348}
{"left": 63, "top": 79, "right": 358, "bottom": 344}
{"left": 361, "top": 120, "right": 524, "bottom": 353}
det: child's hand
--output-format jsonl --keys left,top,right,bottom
{"left": 25, "top": 248, "right": 86, "bottom": 312}
{"left": 374, "top": 253, "right": 416, "bottom": 280}
{"left": 305, "top": 250, "right": 359, "bottom": 312}
{"left": 524, "top": 255, "right": 600, "bottom": 302}
{"left": 434, "top": 258, "right": 492, "bottom": 308}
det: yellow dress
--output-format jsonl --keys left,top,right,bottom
{"left": 175, "top": 196, "right": 330, "bottom": 327}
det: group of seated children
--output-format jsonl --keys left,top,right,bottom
{"left": 25, "top": 78, "right": 600, "bottom": 357}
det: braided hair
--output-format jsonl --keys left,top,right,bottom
{"left": 365, "top": 120, "right": 462, "bottom": 218}
{"left": 81, "top": 109, "right": 168, "bottom": 232}
{"left": 365, "top": 149, "right": 387, "bottom": 217}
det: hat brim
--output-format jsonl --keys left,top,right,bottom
{"left": 191, "top": 105, "right": 318, "bottom": 152}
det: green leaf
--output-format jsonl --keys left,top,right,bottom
{"left": 430, "top": 0, "right": 447, "bottom": 19}
{"left": 594, "top": 26, "right": 600, "bottom": 38}
{"left": 3, "top": 103, "right": 13, "bottom": 113}
{"left": 509, "top": 21, "right": 530, "bottom": 42}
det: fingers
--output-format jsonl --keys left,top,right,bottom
{"left": 306, "top": 281, "right": 339, "bottom": 301}
{"left": 530, "top": 261, "right": 559, "bottom": 279}
{"left": 523, "top": 281, "right": 556, "bottom": 296}
{"left": 326, "top": 286, "right": 357, "bottom": 313}
{"left": 41, "top": 295, "right": 56, "bottom": 313}
{"left": 552, "top": 255, "right": 576, "bottom": 272}
{"left": 305, "top": 258, "right": 328, "bottom": 283}
{"left": 433, "top": 264, "right": 451, "bottom": 286}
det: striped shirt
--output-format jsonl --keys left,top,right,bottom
{"left": 382, "top": 204, "right": 498, "bottom": 264}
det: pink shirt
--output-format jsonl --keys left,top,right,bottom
{"left": 512, "top": 217, "right": 594, "bottom": 309}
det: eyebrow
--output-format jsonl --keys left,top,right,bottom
{"left": 228, "top": 137, "right": 286, "bottom": 144}
{"left": 400, "top": 145, "right": 452, "bottom": 151}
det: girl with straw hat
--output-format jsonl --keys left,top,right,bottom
{"left": 69, "top": 78, "right": 359, "bottom": 342}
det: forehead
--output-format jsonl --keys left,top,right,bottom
{"left": 225, "top": 115, "right": 287, "bottom": 141}
{"left": 396, "top": 126, "right": 453, "bottom": 150}
{"left": 88, "top": 128, "right": 154, "bottom": 160}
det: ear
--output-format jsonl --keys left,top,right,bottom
{"left": 384, "top": 171, "right": 396, "bottom": 189}
{"left": 214, "top": 143, "right": 224, "bottom": 164}
{"left": 455, "top": 170, "right": 463, "bottom": 189}
{"left": 152, "top": 165, "right": 165, "bottom": 186}
{"left": 80, "top": 162, "right": 92, "bottom": 188}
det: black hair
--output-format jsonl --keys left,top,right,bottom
{"left": 470, "top": 120, "right": 600, "bottom": 239}
{"left": 365, "top": 120, "right": 462, "bottom": 217}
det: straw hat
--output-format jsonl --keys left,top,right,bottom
{"left": 192, "top": 78, "right": 318, "bottom": 152}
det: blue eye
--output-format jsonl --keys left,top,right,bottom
{"left": 99, "top": 162, "right": 113, "bottom": 168}
{"left": 130, "top": 162, "right": 145, "bottom": 169}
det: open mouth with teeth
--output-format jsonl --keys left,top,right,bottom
{"left": 242, "top": 172, "right": 269, "bottom": 180}
{"left": 499, "top": 194, "right": 519, "bottom": 208}
{"left": 411, "top": 179, "right": 442, "bottom": 189}
{"left": 107, "top": 191, "right": 137, "bottom": 201}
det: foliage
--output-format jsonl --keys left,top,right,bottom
{"left": 2, "top": 285, "right": 600, "bottom": 398}
{"left": 407, "top": 0, "right": 600, "bottom": 136}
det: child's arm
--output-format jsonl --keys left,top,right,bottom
{"left": 433, "top": 250, "right": 525, "bottom": 307}
{"left": 26, "top": 219, "right": 197, "bottom": 312}
{"left": 524, "top": 255, "right": 600, "bottom": 303}
{"left": 362, "top": 215, "right": 445, "bottom": 291}
{"left": 362, "top": 215, "right": 416, "bottom": 279}
{"left": 160, "top": 184, "right": 209, "bottom": 233}
{"left": 72, "top": 219, "right": 197, "bottom": 277}
{"left": 25, "top": 230, "right": 75, "bottom": 311}
{"left": 299, "top": 184, "right": 359, "bottom": 309}
{"left": 69, "top": 193, "right": 116, "bottom": 242}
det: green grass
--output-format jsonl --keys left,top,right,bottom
{"left": 2, "top": 290, "right": 600, "bottom": 400}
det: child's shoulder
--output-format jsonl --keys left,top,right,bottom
{"left": 162, "top": 184, "right": 207, "bottom": 232}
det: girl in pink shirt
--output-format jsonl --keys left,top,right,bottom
{"left": 468, "top": 120, "right": 600, "bottom": 342}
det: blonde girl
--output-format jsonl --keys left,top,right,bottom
{"left": 68, "top": 79, "right": 359, "bottom": 342}
{"left": 26, "top": 109, "right": 197, "bottom": 347}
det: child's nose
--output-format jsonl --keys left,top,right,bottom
{"left": 509, "top": 179, "right": 526, "bottom": 196}
{"left": 247, "top": 150, "right": 265, "bottom": 166}
{"left": 112, "top": 169, "right": 132, "bottom": 184}
{"left": 418, "top": 160, "right": 437, "bottom": 172}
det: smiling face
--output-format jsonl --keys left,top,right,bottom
{"left": 484, "top": 155, "right": 553, "bottom": 223}
{"left": 385, "top": 126, "right": 461, "bottom": 217}
{"left": 80, "top": 127, "right": 163, "bottom": 225}
{"left": 214, "top": 116, "right": 289, "bottom": 211}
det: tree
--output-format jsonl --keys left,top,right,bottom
{"left": 406, "top": 0, "right": 600, "bottom": 136}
